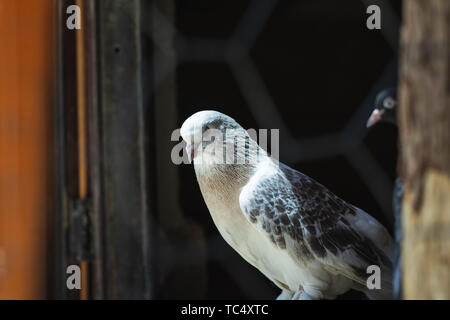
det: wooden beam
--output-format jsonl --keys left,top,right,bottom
{"left": 399, "top": 0, "right": 450, "bottom": 299}
{"left": 98, "top": 0, "right": 152, "bottom": 299}
{"left": 0, "top": 0, "right": 55, "bottom": 299}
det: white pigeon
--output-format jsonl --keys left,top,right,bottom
{"left": 180, "top": 110, "right": 393, "bottom": 300}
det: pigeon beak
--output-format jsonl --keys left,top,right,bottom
{"left": 186, "top": 143, "right": 196, "bottom": 163}
{"left": 367, "top": 109, "right": 385, "bottom": 128}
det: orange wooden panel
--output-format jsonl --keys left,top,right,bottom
{"left": 0, "top": 0, "right": 54, "bottom": 299}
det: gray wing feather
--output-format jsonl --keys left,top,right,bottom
{"left": 239, "top": 163, "right": 393, "bottom": 286}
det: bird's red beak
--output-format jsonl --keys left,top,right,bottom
{"left": 186, "top": 143, "right": 196, "bottom": 163}
{"left": 367, "top": 109, "right": 385, "bottom": 128}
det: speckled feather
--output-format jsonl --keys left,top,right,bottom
{"left": 240, "top": 161, "right": 392, "bottom": 286}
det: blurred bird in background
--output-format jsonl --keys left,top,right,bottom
{"left": 181, "top": 110, "right": 394, "bottom": 300}
{"left": 367, "top": 88, "right": 398, "bottom": 127}
{"left": 367, "top": 88, "right": 402, "bottom": 299}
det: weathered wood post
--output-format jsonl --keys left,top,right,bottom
{"left": 399, "top": 0, "right": 450, "bottom": 299}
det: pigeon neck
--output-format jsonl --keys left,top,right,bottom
{"left": 195, "top": 162, "right": 257, "bottom": 201}
{"left": 194, "top": 137, "right": 266, "bottom": 194}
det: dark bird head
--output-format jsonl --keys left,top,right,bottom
{"left": 367, "top": 88, "right": 398, "bottom": 128}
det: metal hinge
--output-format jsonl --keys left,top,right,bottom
{"left": 69, "top": 198, "right": 91, "bottom": 262}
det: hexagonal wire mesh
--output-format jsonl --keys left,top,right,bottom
{"left": 145, "top": 0, "right": 401, "bottom": 299}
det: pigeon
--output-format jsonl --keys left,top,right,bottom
{"left": 180, "top": 110, "right": 394, "bottom": 300}
{"left": 367, "top": 88, "right": 398, "bottom": 128}
{"left": 367, "top": 88, "right": 403, "bottom": 299}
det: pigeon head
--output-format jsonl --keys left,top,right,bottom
{"left": 180, "top": 110, "right": 256, "bottom": 164}
{"left": 367, "top": 88, "right": 398, "bottom": 127}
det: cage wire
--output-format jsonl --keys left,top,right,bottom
{"left": 145, "top": 0, "right": 401, "bottom": 298}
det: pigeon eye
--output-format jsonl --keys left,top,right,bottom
{"left": 383, "top": 97, "right": 396, "bottom": 109}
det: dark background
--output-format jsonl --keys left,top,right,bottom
{"left": 142, "top": 0, "right": 402, "bottom": 299}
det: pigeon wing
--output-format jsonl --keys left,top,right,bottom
{"left": 239, "top": 162, "right": 392, "bottom": 287}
